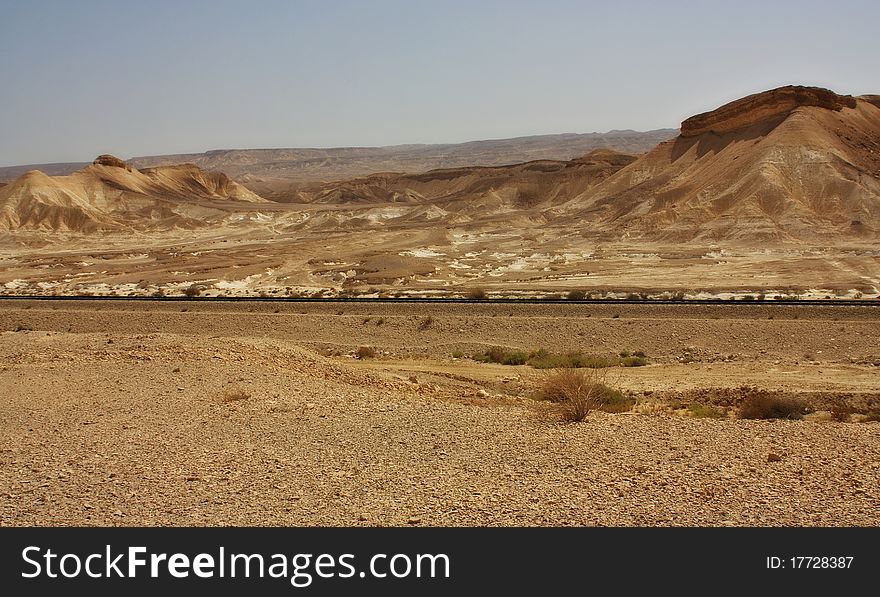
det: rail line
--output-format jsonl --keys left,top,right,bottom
{"left": 0, "top": 295, "right": 876, "bottom": 307}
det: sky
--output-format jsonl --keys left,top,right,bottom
{"left": 1, "top": 0, "right": 877, "bottom": 166}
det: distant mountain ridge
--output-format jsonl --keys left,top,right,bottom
{"left": 3, "top": 86, "right": 878, "bottom": 244}
{"left": 0, "top": 129, "right": 676, "bottom": 184}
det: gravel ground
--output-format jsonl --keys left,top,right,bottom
{"left": 0, "top": 302, "right": 878, "bottom": 526}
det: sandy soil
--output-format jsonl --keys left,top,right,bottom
{"left": 0, "top": 300, "right": 878, "bottom": 526}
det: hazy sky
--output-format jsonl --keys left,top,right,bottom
{"left": 1, "top": 0, "right": 877, "bottom": 166}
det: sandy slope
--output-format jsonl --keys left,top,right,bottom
{"left": 0, "top": 158, "right": 266, "bottom": 232}
{"left": 565, "top": 87, "right": 880, "bottom": 242}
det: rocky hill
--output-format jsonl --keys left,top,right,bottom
{"left": 563, "top": 86, "right": 880, "bottom": 242}
{"left": 0, "top": 155, "right": 267, "bottom": 232}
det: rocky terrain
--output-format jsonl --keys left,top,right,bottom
{"left": 1, "top": 86, "right": 878, "bottom": 299}
{"left": 1, "top": 300, "right": 877, "bottom": 526}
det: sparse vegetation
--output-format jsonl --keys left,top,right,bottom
{"left": 418, "top": 316, "right": 434, "bottom": 331}
{"left": 687, "top": 403, "right": 726, "bottom": 418}
{"left": 537, "top": 369, "right": 632, "bottom": 421}
{"left": 467, "top": 288, "right": 488, "bottom": 300}
{"left": 221, "top": 389, "right": 250, "bottom": 402}
{"left": 472, "top": 347, "right": 648, "bottom": 369}
{"left": 566, "top": 290, "right": 586, "bottom": 300}
{"left": 738, "top": 393, "right": 807, "bottom": 420}
{"left": 356, "top": 345, "right": 378, "bottom": 359}
{"left": 472, "top": 347, "right": 515, "bottom": 364}
{"left": 502, "top": 351, "right": 528, "bottom": 365}
{"left": 451, "top": 350, "right": 463, "bottom": 359}
{"left": 830, "top": 404, "right": 854, "bottom": 422}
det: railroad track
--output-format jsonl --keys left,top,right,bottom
{"left": 0, "top": 295, "right": 876, "bottom": 306}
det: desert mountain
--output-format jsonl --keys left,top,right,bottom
{"left": 0, "top": 129, "right": 675, "bottom": 185}
{"left": 0, "top": 155, "right": 267, "bottom": 232}
{"left": 2, "top": 86, "right": 878, "bottom": 245}
{"left": 129, "top": 130, "right": 673, "bottom": 187}
{"left": 563, "top": 86, "right": 880, "bottom": 242}
{"left": 278, "top": 149, "right": 636, "bottom": 207}
{"left": 2, "top": 87, "right": 879, "bottom": 298}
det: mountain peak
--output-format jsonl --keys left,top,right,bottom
{"left": 93, "top": 154, "right": 130, "bottom": 169}
{"left": 680, "top": 85, "right": 857, "bottom": 137}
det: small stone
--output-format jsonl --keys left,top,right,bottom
{"left": 476, "top": 389, "right": 490, "bottom": 398}
{"left": 766, "top": 452, "right": 782, "bottom": 463}
{"left": 407, "top": 517, "right": 421, "bottom": 525}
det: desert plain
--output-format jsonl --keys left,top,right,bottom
{"left": 0, "top": 299, "right": 878, "bottom": 526}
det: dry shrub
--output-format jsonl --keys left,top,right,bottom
{"left": 830, "top": 404, "right": 854, "bottom": 423}
{"left": 738, "top": 393, "right": 806, "bottom": 420}
{"left": 467, "top": 288, "right": 488, "bottom": 300}
{"left": 356, "top": 345, "right": 377, "bottom": 359}
{"left": 418, "top": 316, "right": 434, "bottom": 331}
{"left": 687, "top": 403, "right": 726, "bottom": 419}
{"left": 502, "top": 351, "right": 528, "bottom": 365}
{"left": 538, "top": 369, "right": 631, "bottom": 422}
{"left": 485, "top": 346, "right": 507, "bottom": 363}
{"left": 222, "top": 389, "right": 250, "bottom": 402}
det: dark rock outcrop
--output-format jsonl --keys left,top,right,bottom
{"left": 860, "top": 95, "right": 880, "bottom": 109}
{"left": 93, "top": 154, "right": 130, "bottom": 169}
{"left": 680, "top": 86, "right": 857, "bottom": 137}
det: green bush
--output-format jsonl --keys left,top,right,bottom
{"left": 502, "top": 351, "right": 528, "bottom": 365}
{"left": 687, "top": 404, "right": 726, "bottom": 418}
